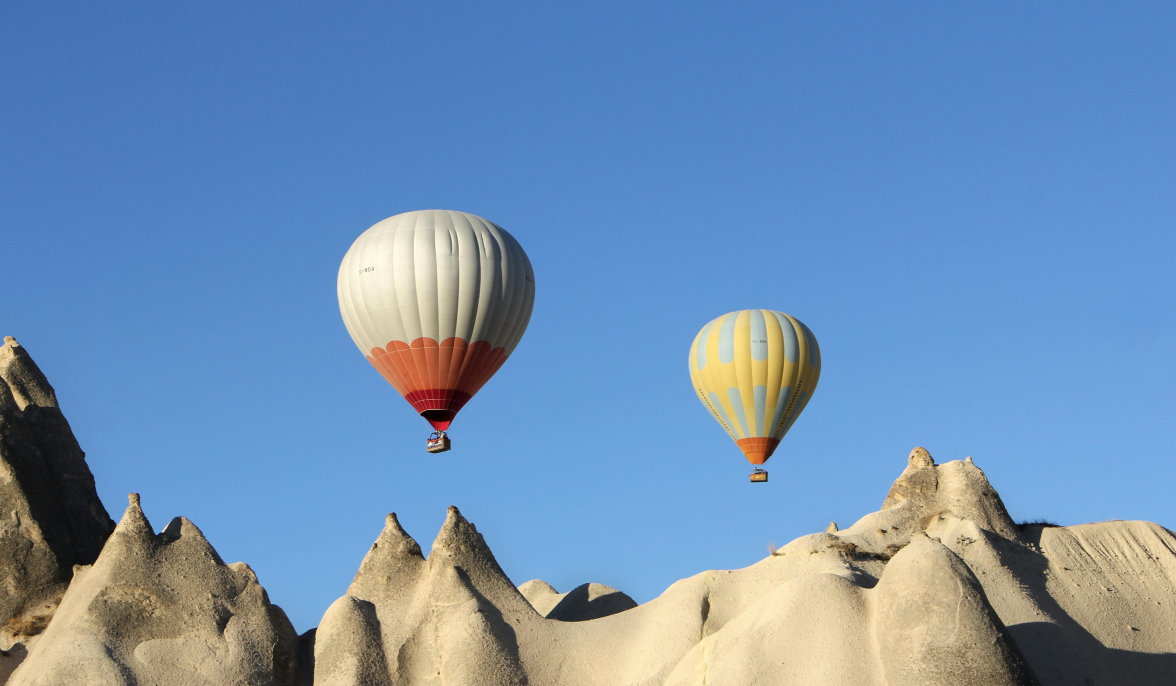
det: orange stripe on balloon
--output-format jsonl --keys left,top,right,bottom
{"left": 368, "top": 337, "right": 512, "bottom": 427}
{"left": 735, "top": 437, "right": 780, "bottom": 465}
{"left": 454, "top": 341, "right": 499, "bottom": 395}
{"left": 458, "top": 346, "right": 506, "bottom": 396}
{"left": 370, "top": 347, "right": 414, "bottom": 396}
{"left": 366, "top": 350, "right": 407, "bottom": 395}
{"left": 387, "top": 341, "right": 424, "bottom": 394}
{"left": 409, "top": 338, "right": 434, "bottom": 392}
{"left": 437, "top": 337, "right": 456, "bottom": 390}
{"left": 444, "top": 338, "right": 468, "bottom": 389}
{"left": 395, "top": 340, "right": 427, "bottom": 393}
{"left": 423, "top": 338, "right": 441, "bottom": 388}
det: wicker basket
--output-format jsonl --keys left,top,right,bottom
{"left": 426, "top": 434, "right": 451, "bottom": 454}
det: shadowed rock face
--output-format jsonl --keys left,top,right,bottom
{"left": 0, "top": 338, "right": 114, "bottom": 647}
{"left": 518, "top": 581, "right": 637, "bottom": 622}
{"left": 8, "top": 494, "right": 303, "bottom": 686}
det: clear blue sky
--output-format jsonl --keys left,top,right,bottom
{"left": 3, "top": 2, "right": 1173, "bottom": 632}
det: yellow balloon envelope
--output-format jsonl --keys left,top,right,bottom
{"left": 688, "top": 310, "right": 821, "bottom": 465}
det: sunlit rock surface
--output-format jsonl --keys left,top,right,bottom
{"left": 316, "top": 448, "right": 1176, "bottom": 686}
{"left": 8, "top": 495, "right": 304, "bottom": 686}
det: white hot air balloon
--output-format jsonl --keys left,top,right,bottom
{"left": 337, "top": 210, "right": 535, "bottom": 452}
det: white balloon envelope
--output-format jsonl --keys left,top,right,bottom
{"left": 337, "top": 210, "right": 535, "bottom": 433}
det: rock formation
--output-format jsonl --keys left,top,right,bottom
{"left": 314, "top": 509, "right": 533, "bottom": 686}
{"left": 518, "top": 580, "right": 637, "bottom": 621}
{"left": 8, "top": 494, "right": 304, "bottom": 686}
{"left": 314, "top": 447, "right": 1176, "bottom": 686}
{"left": 3, "top": 337, "right": 1175, "bottom": 685}
{"left": 0, "top": 338, "right": 114, "bottom": 655}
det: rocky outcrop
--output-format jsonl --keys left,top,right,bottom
{"left": 517, "top": 579, "right": 561, "bottom": 616}
{"left": 518, "top": 581, "right": 637, "bottom": 621}
{"left": 871, "top": 534, "right": 1038, "bottom": 686}
{"left": 0, "top": 338, "right": 114, "bottom": 652}
{"left": 315, "top": 509, "right": 532, "bottom": 686}
{"left": 927, "top": 513, "right": 1176, "bottom": 686}
{"left": 2, "top": 340, "right": 1173, "bottom": 685}
{"left": 780, "top": 447, "right": 1022, "bottom": 561}
{"left": 883, "top": 448, "right": 1022, "bottom": 539}
{"left": 661, "top": 536, "right": 1039, "bottom": 686}
{"left": 313, "top": 447, "right": 1176, "bottom": 686}
{"left": 8, "top": 494, "right": 303, "bottom": 686}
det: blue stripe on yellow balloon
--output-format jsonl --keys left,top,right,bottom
{"left": 688, "top": 309, "right": 821, "bottom": 463}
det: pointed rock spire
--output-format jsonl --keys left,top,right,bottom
{"left": 882, "top": 448, "right": 939, "bottom": 510}
{"left": 429, "top": 506, "right": 515, "bottom": 580}
{"left": 0, "top": 338, "right": 113, "bottom": 559}
{"left": 377, "top": 512, "right": 424, "bottom": 558}
{"left": 348, "top": 513, "right": 426, "bottom": 603}
{"left": 427, "top": 507, "right": 531, "bottom": 615}
{"left": 880, "top": 448, "right": 1021, "bottom": 541}
{"left": 909, "top": 446, "right": 935, "bottom": 468}
{"left": 0, "top": 338, "right": 115, "bottom": 647}
{"left": 430, "top": 506, "right": 488, "bottom": 559}
{"left": 101, "top": 493, "right": 156, "bottom": 558}
{"left": 12, "top": 495, "right": 303, "bottom": 685}
{"left": 165, "top": 516, "right": 224, "bottom": 564}
{"left": 0, "top": 338, "right": 57, "bottom": 411}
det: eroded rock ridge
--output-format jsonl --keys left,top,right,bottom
{"left": 0, "top": 338, "right": 114, "bottom": 668}
{"left": 3, "top": 337, "right": 1175, "bottom": 685}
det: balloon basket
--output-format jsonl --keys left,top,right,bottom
{"left": 426, "top": 432, "right": 451, "bottom": 454}
{"left": 749, "top": 468, "right": 768, "bottom": 483}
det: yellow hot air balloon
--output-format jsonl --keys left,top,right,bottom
{"left": 688, "top": 310, "right": 821, "bottom": 482}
